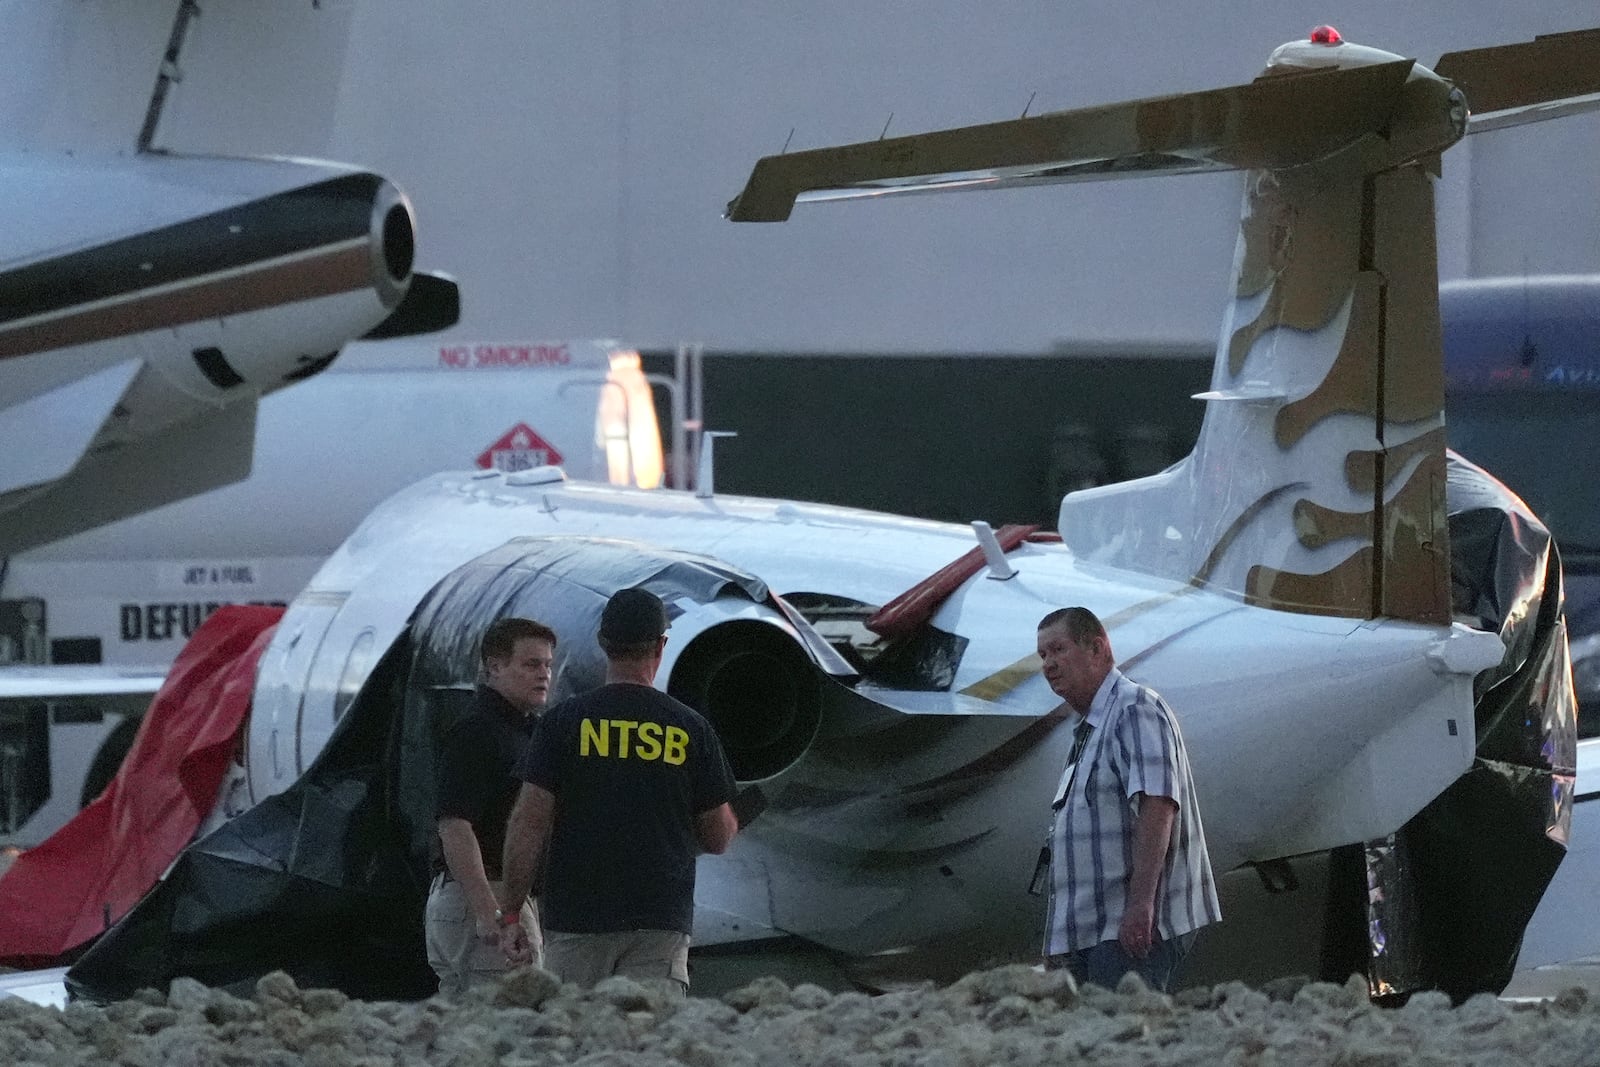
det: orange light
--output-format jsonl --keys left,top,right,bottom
{"left": 601, "top": 350, "right": 664, "bottom": 489}
{"left": 1309, "top": 25, "right": 1343, "bottom": 45}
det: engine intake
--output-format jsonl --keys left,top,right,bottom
{"left": 667, "top": 618, "right": 822, "bottom": 782}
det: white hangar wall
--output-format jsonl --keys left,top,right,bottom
{"left": 166, "top": 1, "right": 1600, "bottom": 354}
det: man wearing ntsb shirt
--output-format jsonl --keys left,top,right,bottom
{"left": 498, "top": 588, "right": 738, "bottom": 994}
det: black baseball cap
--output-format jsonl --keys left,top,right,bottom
{"left": 599, "top": 588, "right": 669, "bottom": 644}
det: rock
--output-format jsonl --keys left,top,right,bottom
{"left": 1403, "top": 990, "right": 1453, "bottom": 1014}
{"left": 135, "top": 1006, "right": 179, "bottom": 1033}
{"left": 594, "top": 975, "right": 658, "bottom": 1013}
{"left": 948, "top": 963, "right": 1077, "bottom": 1007}
{"left": 2, "top": 959, "right": 1596, "bottom": 1064}
{"left": 494, "top": 966, "right": 562, "bottom": 1010}
{"left": 1261, "top": 974, "right": 1311, "bottom": 1002}
{"left": 166, "top": 977, "right": 215, "bottom": 1013}
{"left": 789, "top": 983, "right": 833, "bottom": 1010}
{"left": 721, "top": 975, "right": 790, "bottom": 1013}
{"left": 1294, "top": 980, "right": 1365, "bottom": 1014}
{"left": 301, "top": 987, "right": 349, "bottom": 1016}
{"left": 254, "top": 972, "right": 302, "bottom": 1009}
{"left": 1553, "top": 986, "right": 1590, "bottom": 1015}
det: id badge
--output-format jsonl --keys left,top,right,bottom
{"left": 1052, "top": 757, "right": 1080, "bottom": 810}
{"left": 1027, "top": 845, "right": 1050, "bottom": 896}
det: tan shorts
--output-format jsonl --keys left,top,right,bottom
{"left": 424, "top": 874, "right": 541, "bottom": 995}
{"left": 543, "top": 928, "right": 690, "bottom": 995}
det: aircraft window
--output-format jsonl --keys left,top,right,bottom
{"left": 333, "top": 629, "right": 377, "bottom": 723}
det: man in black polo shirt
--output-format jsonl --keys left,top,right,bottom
{"left": 426, "top": 616, "right": 556, "bottom": 995}
{"left": 499, "top": 588, "right": 738, "bottom": 994}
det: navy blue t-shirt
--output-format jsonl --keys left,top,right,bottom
{"left": 515, "top": 682, "right": 737, "bottom": 934}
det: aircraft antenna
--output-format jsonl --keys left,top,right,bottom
{"left": 879, "top": 113, "right": 895, "bottom": 140}
{"left": 694, "top": 431, "right": 738, "bottom": 500}
{"left": 972, "top": 521, "right": 1020, "bottom": 580}
{"left": 781, "top": 127, "right": 795, "bottom": 154}
{"left": 1021, "top": 91, "right": 1037, "bottom": 119}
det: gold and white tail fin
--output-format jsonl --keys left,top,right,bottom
{"left": 1065, "top": 151, "right": 1453, "bottom": 621}
{"left": 727, "top": 25, "right": 1600, "bottom": 624}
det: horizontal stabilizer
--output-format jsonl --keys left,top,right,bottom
{"left": 727, "top": 60, "right": 1412, "bottom": 221}
{"left": 360, "top": 271, "right": 461, "bottom": 340}
{"left": 1437, "top": 28, "right": 1600, "bottom": 133}
{"left": 0, "top": 360, "right": 140, "bottom": 496}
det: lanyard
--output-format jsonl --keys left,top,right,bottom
{"left": 1029, "top": 715, "right": 1094, "bottom": 896}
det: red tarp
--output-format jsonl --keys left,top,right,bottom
{"left": 0, "top": 605, "right": 282, "bottom": 965}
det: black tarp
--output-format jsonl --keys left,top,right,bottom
{"left": 67, "top": 536, "right": 772, "bottom": 1001}
{"left": 1352, "top": 450, "right": 1577, "bottom": 1000}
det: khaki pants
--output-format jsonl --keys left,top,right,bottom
{"left": 424, "top": 873, "right": 541, "bottom": 995}
{"left": 544, "top": 929, "right": 690, "bottom": 995}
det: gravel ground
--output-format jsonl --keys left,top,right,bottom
{"left": 3, "top": 965, "right": 1599, "bottom": 1066}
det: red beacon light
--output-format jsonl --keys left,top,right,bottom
{"left": 1309, "top": 25, "right": 1343, "bottom": 45}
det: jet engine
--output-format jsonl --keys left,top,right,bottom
{"left": 662, "top": 608, "right": 825, "bottom": 783}
{"left": 0, "top": 154, "right": 460, "bottom": 554}
{"left": 317, "top": 535, "right": 844, "bottom": 842}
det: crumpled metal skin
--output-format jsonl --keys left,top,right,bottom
{"left": 1358, "top": 450, "right": 1577, "bottom": 1002}
{"left": 67, "top": 535, "right": 773, "bottom": 1003}
{"left": 392, "top": 536, "right": 771, "bottom": 873}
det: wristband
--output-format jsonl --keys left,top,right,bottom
{"left": 495, "top": 908, "right": 520, "bottom": 928}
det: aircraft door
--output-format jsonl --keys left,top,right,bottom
{"left": 295, "top": 624, "right": 377, "bottom": 774}
{"left": 245, "top": 592, "right": 344, "bottom": 805}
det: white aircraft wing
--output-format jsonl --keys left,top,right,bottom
{"left": 0, "top": 967, "right": 68, "bottom": 1009}
{"left": 0, "top": 666, "right": 165, "bottom": 700}
{"left": 0, "top": 2, "right": 457, "bottom": 556}
{"left": 0, "top": 360, "right": 139, "bottom": 497}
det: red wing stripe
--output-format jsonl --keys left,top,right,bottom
{"left": 866, "top": 523, "right": 1038, "bottom": 638}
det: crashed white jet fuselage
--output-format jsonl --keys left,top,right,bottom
{"left": 122, "top": 24, "right": 1587, "bottom": 999}
{"left": 249, "top": 470, "right": 1498, "bottom": 961}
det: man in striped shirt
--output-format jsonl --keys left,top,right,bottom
{"left": 1036, "top": 606, "right": 1220, "bottom": 991}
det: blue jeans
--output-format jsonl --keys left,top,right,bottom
{"left": 1049, "top": 931, "right": 1196, "bottom": 992}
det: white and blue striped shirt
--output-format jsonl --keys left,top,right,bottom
{"left": 1045, "top": 669, "right": 1221, "bottom": 954}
